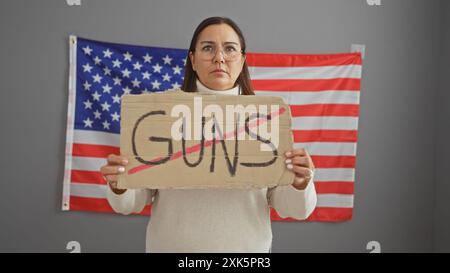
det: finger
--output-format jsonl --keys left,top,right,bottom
{"left": 100, "top": 165, "right": 126, "bottom": 176}
{"left": 285, "top": 148, "right": 308, "bottom": 158}
{"left": 104, "top": 174, "right": 119, "bottom": 184}
{"left": 285, "top": 156, "right": 309, "bottom": 167}
{"left": 289, "top": 165, "right": 313, "bottom": 178}
{"left": 294, "top": 176, "right": 307, "bottom": 185}
{"left": 107, "top": 154, "right": 128, "bottom": 166}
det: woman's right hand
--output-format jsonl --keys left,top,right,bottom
{"left": 100, "top": 154, "right": 128, "bottom": 194}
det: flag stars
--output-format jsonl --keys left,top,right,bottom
{"left": 101, "top": 101, "right": 111, "bottom": 112}
{"left": 152, "top": 63, "right": 162, "bottom": 73}
{"left": 103, "top": 48, "right": 113, "bottom": 58}
{"left": 131, "top": 78, "right": 141, "bottom": 88}
{"left": 123, "top": 51, "right": 133, "bottom": 61}
{"left": 82, "top": 63, "right": 93, "bottom": 73}
{"left": 121, "top": 68, "right": 131, "bottom": 78}
{"left": 182, "top": 58, "right": 187, "bottom": 66}
{"left": 151, "top": 79, "right": 161, "bottom": 90}
{"left": 91, "top": 91, "right": 101, "bottom": 101}
{"left": 162, "top": 73, "right": 172, "bottom": 82}
{"left": 172, "top": 65, "right": 182, "bottom": 75}
{"left": 102, "top": 120, "right": 110, "bottom": 130}
{"left": 93, "top": 56, "right": 102, "bottom": 65}
{"left": 82, "top": 46, "right": 93, "bottom": 55}
{"left": 113, "top": 76, "right": 122, "bottom": 86}
{"left": 92, "top": 73, "right": 102, "bottom": 83}
{"left": 112, "top": 59, "right": 122, "bottom": 68}
{"left": 143, "top": 53, "right": 153, "bottom": 63}
{"left": 122, "top": 86, "right": 132, "bottom": 95}
{"left": 83, "top": 99, "right": 93, "bottom": 109}
{"left": 112, "top": 94, "right": 121, "bottom": 104}
{"left": 171, "top": 82, "right": 181, "bottom": 89}
{"left": 83, "top": 80, "right": 92, "bottom": 91}
{"left": 103, "top": 66, "right": 111, "bottom": 76}
{"left": 163, "top": 55, "right": 172, "bottom": 65}
{"left": 93, "top": 109, "right": 102, "bottom": 119}
{"left": 133, "top": 61, "right": 143, "bottom": 70}
{"left": 102, "top": 84, "right": 112, "bottom": 94}
{"left": 142, "top": 71, "right": 151, "bottom": 80}
{"left": 111, "top": 112, "right": 120, "bottom": 122}
{"left": 83, "top": 117, "right": 93, "bottom": 128}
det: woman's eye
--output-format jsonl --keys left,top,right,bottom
{"left": 202, "top": 46, "right": 213, "bottom": 52}
{"left": 225, "top": 46, "right": 237, "bottom": 52}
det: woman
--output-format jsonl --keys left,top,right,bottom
{"left": 100, "top": 16, "right": 317, "bottom": 253}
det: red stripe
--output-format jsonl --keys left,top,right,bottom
{"left": 247, "top": 52, "right": 362, "bottom": 67}
{"left": 70, "top": 196, "right": 151, "bottom": 216}
{"left": 293, "top": 129, "right": 358, "bottom": 142}
{"left": 73, "top": 143, "right": 119, "bottom": 158}
{"left": 71, "top": 170, "right": 106, "bottom": 184}
{"left": 290, "top": 104, "right": 359, "bottom": 117}
{"left": 252, "top": 79, "right": 360, "bottom": 92}
{"left": 313, "top": 182, "right": 354, "bottom": 194}
{"left": 310, "top": 155, "right": 356, "bottom": 168}
{"left": 270, "top": 207, "right": 353, "bottom": 222}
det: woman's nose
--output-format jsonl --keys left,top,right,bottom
{"left": 212, "top": 50, "right": 225, "bottom": 63}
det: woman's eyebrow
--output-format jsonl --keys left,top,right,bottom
{"left": 199, "top": 41, "right": 239, "bottom": 46}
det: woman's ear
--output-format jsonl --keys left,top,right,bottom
{"left": 189, "top": 51, "right": 196, "bottom": 71}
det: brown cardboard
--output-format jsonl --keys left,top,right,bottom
{"left": 117, "top": 90, "right": 295, "bottom": 189}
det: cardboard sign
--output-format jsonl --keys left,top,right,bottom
{"left": 117, "top": 90, "right": 294, "bottom": 189}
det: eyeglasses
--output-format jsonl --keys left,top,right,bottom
{"left": 195, "top": 44, "right": 243, "bottom": 61}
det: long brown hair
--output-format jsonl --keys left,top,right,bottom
{"left": 182, "top": 17, "right": 254, "bottom": 95}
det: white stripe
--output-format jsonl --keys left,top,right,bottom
{"left": 294, "top": 142, "right": 356, "bottom": 156}
{"left": 249, "top": 65, "right": 362, "bottom": 80}
{"left": 292, "top": 116, "right": 359, "bottom": 130}
{"left": 69, "top": 183, "right": 354, "bottom": 208}
{"left": 74, "top": 129, "right": 119, "bottom": 146}
{"left": 255, "top": 90, "right": 360, "bottom": 105}
{"left": 72, "top": 156, "right": 106, "bottom": 172}
{"left": 313, "top": 168, "right": 355, "bottom": 182}
{"left": 71, "top": 183, "right": 107, "bottom": 199}
{"left": 316, "top": 194, "right": 354, "bottom": 208}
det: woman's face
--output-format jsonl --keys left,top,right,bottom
{"left": 189, "top": 24, "right": 245, "bottom": 91}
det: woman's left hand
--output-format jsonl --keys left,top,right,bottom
{"left": 285, "top": 148, "right": 315, "bottom": 190}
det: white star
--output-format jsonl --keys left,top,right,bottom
{"left": 171, "top": 82, "right": 181, "bottom": 89}
{"left": 112, "top": 94, "right": 121, "bottom": 104}
{"left": 152, "top": 63, "right": 162, "bottom": 73}
{"left": 91, "top": 91, "right": 101, "bottom": 101}
{"left": 182, "top": 58, "right": 187, "bottom": 66}
{"left": 82, "top": 46, "right": 93, "bottom": 55}
{"left": 131, "top": 78, "right": 141, "bottom": 88}
{"left": 111, "top": 112, "right": 120, "bottom": 122}
{"left": 103, "top": 48, "right": 113, "bottom": 58}
{"left": 123, "top": 51, "right": 133, "bottom": 61}
{"left": 112, "top": 59, "right": 122, "bottom": 68}
{"left": 101, "top": 101, "right": 111, "bottom": 112}
{"left": 82, "top": 63, "right": 93, "bottom": 73}
{"left": 143, "top": 53, "right": 153, "bottom": 63}
{"left": 122, "top": 86, "right": 132, "bottom": 95}
{"left": 83, "top": 80, "right": 92, "bottom": 91}
{"left": 172, "top": 65, "right": 182, "bottom": 75}
{"left": 83, "top": 99, "right": 93, "bottom": 109}
{"left": 141, "top": 88, "right": 150, "bottom": 94}
{"left": 151, "top": 79, "right": 161, "bottom": 90}
{"left": 121, "top": 68, "right": 131, "bottom": 78}
{"left": 133, "top": 61, "right": 142, "bottom": 70}
{"left": 93, "top": 109, "right": 102, "bottom": 119}
{"left": 162, "top": 55, "right": 172, "bottom": 65}
{"left": 162, "top": 73, "right": 171, "bottom": 82}
{"left": 103, "top": 66, "right": 111, "bottom": 76}
{"left": 102, "top": 120, "right": 110, "bottom": 130}
{"left": 141, "top": 71, "right": 151, "bottom": 80}
{"left": 83, "top": 117, "right": 93, "bottom": 128}
{"left": 93, "top": 56, "right": 102, "bottom": 65}
{"left": 92, "top": 73, "right": 102, "bottom": 83}
{"left": 113, "top": 76, "right": 122, "bottom": 86}
{"left": 102, "top": 84, "right": 112, "bottom": 93}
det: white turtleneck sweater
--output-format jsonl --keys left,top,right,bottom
{"left": 107, "top": 80, "right": 317, "bottom": 253}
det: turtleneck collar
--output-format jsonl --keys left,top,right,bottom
{"left": 196, "top": 79, "right": 240, "bottom": 96}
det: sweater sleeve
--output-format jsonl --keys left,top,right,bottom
{"left": 267, "top": 175, "right": 317, "bottom": 220}
{"left": 106, "top": 186, "right": 157, "bottom": 215}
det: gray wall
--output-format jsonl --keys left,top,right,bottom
{"left": 0, "top": 0, "right": 447, "bottom": 252}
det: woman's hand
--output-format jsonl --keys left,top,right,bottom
{"left": 285, "top": 148, "right": 315, "bottom": 190}
{"left": 100, "top": 154, "right": 129, "bottom": 195}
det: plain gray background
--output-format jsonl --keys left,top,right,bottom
{"left": 0, "top": 0, "right": 449, "bottom": 253}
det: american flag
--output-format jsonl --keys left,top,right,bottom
{"left": 63, "top": 36, "right": 362, "bottom": 222}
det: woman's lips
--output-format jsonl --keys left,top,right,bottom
{"left": 212, "top": 69, "right": 227, "bottom": 74}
